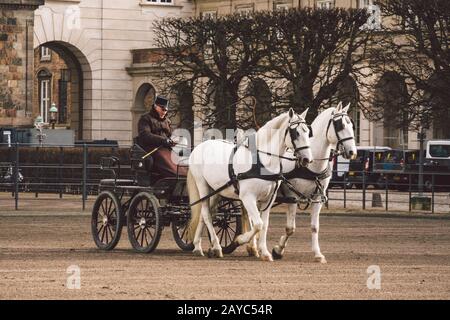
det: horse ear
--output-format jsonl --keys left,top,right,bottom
{"left": 299, "top": 107, "right": 309, "bottom": 119}
{"left": 342, "top": 103, "right": 351, "bottom": 113}
{"left": 288, "top": 108, "right": 294, "bottom": 119}
{"left": 336, "top": 101, "right": 343, "bottom": 112}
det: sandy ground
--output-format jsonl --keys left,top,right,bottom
{"left": 0, "top": 213, "right": 449, "bottom": 300}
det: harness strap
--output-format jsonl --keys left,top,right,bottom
{"left": 189, "top": 179, "right": 236, "bottom": 207}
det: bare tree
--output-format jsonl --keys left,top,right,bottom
{"left": 153, "top": 13, "right": 270, "bottom": 130}
{"left": 259, "top": 7, "right": 372, "bottom": 123}
{"left": 368, "top": 0, "right": 450, "bottom": 134}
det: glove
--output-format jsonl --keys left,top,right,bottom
{"left": 163, "top": 138, "right": 176, "bottom": 148}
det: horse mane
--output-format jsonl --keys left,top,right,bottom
{"left": 312, "top": 107, "right": 335, "bottom": 128}
{"left": 258, "top": 111, "right": 289, "bottom": 132}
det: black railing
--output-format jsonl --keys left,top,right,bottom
{"left": 1, "top": 143, "right": 449, "bottom": 213}
{"left": 0, "top": 143, "right": 134, "bottom": 210}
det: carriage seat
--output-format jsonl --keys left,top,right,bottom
{"left": 130, "top": 143, "right": 154, "bottom": 174}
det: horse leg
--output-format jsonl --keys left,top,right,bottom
{"left": 190, "top": 175, "right": 222, "bottom": 258}
{"left": 273, "top": 203, "right": 297, "bottom": 260}
{"left": 311, "top": 202, "right": 326, "bottom": 263}
{"left": 200, "top": 201, "right": 223, "bottom": 258}
{"left": 242, "top": 207, "right": 259, "bottom": 257}
{"left": 233, "top": 196, "right": 263, "bottom": 254}
{"left": 257, "top": 200, "right": 274, "bottom": 262}
{"left": 192, "top": 215, "right": 204, "bottom": 256}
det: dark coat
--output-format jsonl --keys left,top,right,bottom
{"left": 137, "top": 108, "right": 172, "bottom": 151}
{"left": 136, "top": 108, "right": 187, "bottom": 177}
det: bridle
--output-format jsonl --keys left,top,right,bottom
{"left": 285, "top": 118, "right": 312, "bottom": 154}
{"left": 253, "top": 117, "right": 312, "bottom": 161}
{"left": 325, "top": 112, "right": 355, "bottom": 152}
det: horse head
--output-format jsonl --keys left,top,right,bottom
{"left": 328, "top": 102, "right": 357, "bottom": 160}
{"left": 286, "top": 108, "right": 313, "bottom": 167}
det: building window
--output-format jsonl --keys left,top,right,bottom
{"left": 359, "top": 0, "right": 381, "bottom": 30}
{"left": 201, "top": 10, "right": 217, "bottom": 19}
{"left": 236, "top": 5, "right": 254, "bottom": 16}
{"left": 38, "top": 69, "right": 52, "bottom": 123}
{"left": 40, "top": 46, "right": 51, "bottom": 62}
{"left": 274, "top": 2, "right": 290, "bottom": 11}
{"left": 317, "top": 0, "right": 334, "bottom": 9}
{"left": 39, "top": 79, "right": 51, "bottom": 123}
{"left": 59, "top": 69, "right": 70, "bottom": 124}
{"left": 359, "top": 0, "right": 373, "bottom": 8}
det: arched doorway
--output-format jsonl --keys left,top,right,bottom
{"left": 132, "top": 83, "right": 156, "bottom": 138}
{"left": 427, "top": 72, "right": 450, "bottom": 139}
{"left": 374, "top": 72, "right": 409, "bottom": 148}
{"left": 33, "top": 41, "right": 92, "bottom": 140}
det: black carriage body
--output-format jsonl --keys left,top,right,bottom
{"left": 91, "top": 144, "right": 242, "bottom": 254}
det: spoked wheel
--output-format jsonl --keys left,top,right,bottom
{"left": 127, "top": 192, "right": 162, "bottom": 253}
{"left": 171, "top": 214, "right": 194, "bottom": 251}
{"left": 91, "top": 190, "right": 123, "bottom": 250}
{"left": 213, "top": 199, "right": 242, "bottom": 254}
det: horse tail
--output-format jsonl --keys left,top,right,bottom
{"left": 241, "top": 206, "right": 250, "bottom": 233}
{"left": 186, "top": 169, "right": 202, "bottom": 242}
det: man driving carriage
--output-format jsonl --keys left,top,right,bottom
{"left": 136, "top": 96, "right": 188, "bottom": 178}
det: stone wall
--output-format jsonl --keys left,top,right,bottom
{"left": 0, "top": 0, "right": 44, "bottom": 127}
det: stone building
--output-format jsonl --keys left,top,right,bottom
{"left": 0, "top": 0, "right": 447, "bottom": 147}
{"left": 0, "top": 0, "right": 43, "bottom": 127}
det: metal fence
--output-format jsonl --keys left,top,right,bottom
{"left": 0, "top": 143, "right": 134, "bottom": 210}
{"left": 326, "top": 171, "right": 450, "bottom": 214}
{"left": 1, "top": 143, "right": 449, "bottom": 213}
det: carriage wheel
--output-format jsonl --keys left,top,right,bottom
{"left": 171, "top": 216, "right": 194, "bottom": 251}
{"left": 91, "top": 190, "right": 123, "bottom": 250}
{"left": 127, "top": 192, "right": 162, "bottom": 253}
{"left": 214, "top": 200, "right": 242, "bottom": 254}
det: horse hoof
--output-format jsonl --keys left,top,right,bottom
{"left": 246, "top": 246, "right": 259, "bottom": 257}
{"left": 227, "top": 241, "right": 239, "bottom": 253}
{"left": 261, "top": 254, "right": 273, "bottom": 262}
{"left": 272, "top": 248, "right": 284, "bottom": 260}
{"left": 207, "top": 248, "right": 223, "bottom": 259}
{"left": 193, "top": 249, "right": 204, "bottom": 257}
{"left": 314, "top": 256, "right": 327, "bottom": 264}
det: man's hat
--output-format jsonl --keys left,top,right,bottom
{"left": 154, "top": 96, "right": 169, "bottom": 110}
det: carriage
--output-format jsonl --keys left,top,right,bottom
{"left": 91, "top": 143, "right": 242, "bottom": 254}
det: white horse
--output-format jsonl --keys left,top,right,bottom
{"left": 186, "top": 109, "right": 313, "bottom": 261}
{"left": 268, "top": 102, "right": 357, "bottom": 263}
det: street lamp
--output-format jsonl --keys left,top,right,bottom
{"left": 49, "top": 103, "right": 58, "bottom": 129}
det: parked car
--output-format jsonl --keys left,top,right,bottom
{"left": 347, "top": 146, "right": 391, "bottom": 189}
{"left": 389, "top": 140, "right": 450, "bottom": 191}
{"left": 329, "top": 153, "right": 352, "bottom": 188}
{"left": 375, "top": 149, "right": 420, "bottom": 190}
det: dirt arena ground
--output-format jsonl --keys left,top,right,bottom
{"left": 0, "top": 213, "right": 449, "bottom": 300}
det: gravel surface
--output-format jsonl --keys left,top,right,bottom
{"left": 0, "top": 214, "right": 449, "bottom": 300}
